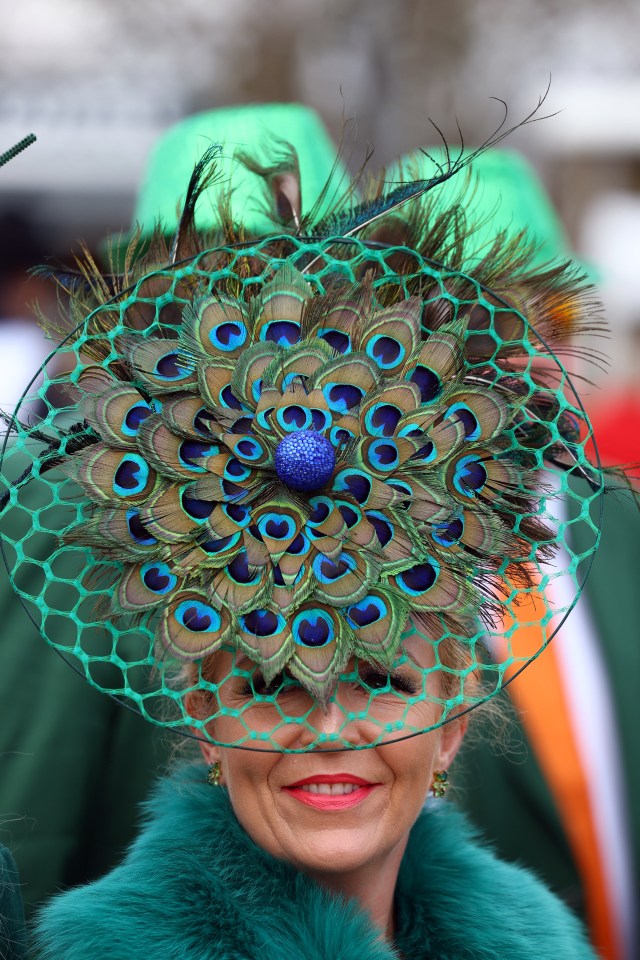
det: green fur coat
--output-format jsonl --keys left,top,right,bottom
{"left": 35, "top": 763, "right": 596, "bottom": 960}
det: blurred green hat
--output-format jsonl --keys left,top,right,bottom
{"left": 128, "top": 103, "right": 349, "bottom": 243}
{"left": 121, "top": 106, "right": 581, "bottom": 276}
{"left": 389, "top": 146, "right": 595, "bottom": 276}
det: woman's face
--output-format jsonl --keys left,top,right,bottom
{"left": 196, "top": 633, "right": 466, "bottom": 878}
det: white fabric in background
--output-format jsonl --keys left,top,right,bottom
{"left": 0, "top": 319, "right": 49, "bottom": 421}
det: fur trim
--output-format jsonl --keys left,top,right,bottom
{"left": 35, "top": 763, "right": 595, "bottom": 960}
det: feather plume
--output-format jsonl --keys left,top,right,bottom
{"left": 170, "top": 143, "right": 226, "bottom": 264}
{"left": 310, "top": 85, "right": 556, "bottom": 243}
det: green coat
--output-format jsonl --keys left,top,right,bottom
{"left": 34, "top": 763, "right": 596, "bottom": 960}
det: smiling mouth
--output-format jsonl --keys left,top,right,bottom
{"left": 298, "top": 782, "right": 362, "bottom": 796}
{"left": 283, "top": 774, "right": 379, "bottom": 810}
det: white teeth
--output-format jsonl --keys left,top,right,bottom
{"left": 299, "top": 783, "right": 361, "bottom": 795}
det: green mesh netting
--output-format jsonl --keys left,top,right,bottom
{"left": 0, "top": 236, "right": 602, "bottom": 752}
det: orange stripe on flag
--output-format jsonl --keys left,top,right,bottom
{"left": 502, "top": 587, "right": 621, "bottom": 960}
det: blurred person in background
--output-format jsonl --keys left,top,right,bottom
{"left": 0, "top": 213, "right": 172, "bottom": 920}
{"left": 437, "top": 160, "right": 640, "bottom": 960}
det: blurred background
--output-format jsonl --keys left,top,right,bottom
{"left": 1, "top": 0, "right": 639, "bottom": 454}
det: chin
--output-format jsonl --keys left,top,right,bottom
{"left": 286, "top": 829, "right": 383, "bottom": 875}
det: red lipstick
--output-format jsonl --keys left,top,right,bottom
{"left": 283, "top": 773, "right": 379, "bottom": 811}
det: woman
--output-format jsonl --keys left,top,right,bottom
{"left": 0, "top": 103, "right": 606, "bottom": 958}
{"left": 34, "top": 640, "right": 594, "bottom": 957}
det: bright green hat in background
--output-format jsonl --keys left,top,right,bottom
{"left": 388, "top": 147, "right": 571, "bottom": 267}
{"left": 125, "top": 103, "right": 585, "bottom": 276}
{"left": 130, "top": 102, "right": 350, "bottom": 240}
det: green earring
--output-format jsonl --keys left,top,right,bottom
{"left": 207, "top": 761, "right": 222, "bottom": 787}
{"left": 432, "top": 769, "right": 449, "bottom": 799}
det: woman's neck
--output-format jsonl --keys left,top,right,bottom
{"left": 303, "top": 835, "right": 408, "bottom": 941}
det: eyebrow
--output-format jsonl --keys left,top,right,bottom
{"left": 397, "top": 648, "right": 421, "bottom": 669}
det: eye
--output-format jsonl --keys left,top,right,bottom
{"left": 241, "top": 671, "right": 300, "bottom": 698}
{"left": 253, "top": 672, "right": 285, "bottom": 697}
{"left": 357, "top": 666, "right": 420, "bottom": 696}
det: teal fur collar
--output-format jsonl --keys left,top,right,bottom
{"left": 36, "top": 763, "right": 595, "bottom": 960}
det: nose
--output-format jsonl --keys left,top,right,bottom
{"left": 292, "top": 692, "right": 372, "bottom": 752}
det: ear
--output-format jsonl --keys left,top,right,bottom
{"left": 435, "top": 715, "right": 468, "bottom": 770}
{"left": 184, "top": 691, "right": 221, "bottom": 767}
{"left": 197, "top": 738, "right": 221, "bottom": 767}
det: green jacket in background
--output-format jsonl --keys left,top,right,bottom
{"left": 0, "top": 843, "right": 26, "bottom": 960}
{"left": 453, "top": 487, "right": 640, "bottom": 936}
{"left": 0, "top": 467, "right": 172, "bottom": 919}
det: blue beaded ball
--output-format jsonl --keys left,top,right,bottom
{"left": 274, "top": 430, "right": 336, "bottom": 492}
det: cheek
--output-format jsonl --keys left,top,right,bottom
{"left": 381, "top": 734, "right": 441, "bottom": 808}
{"left": 218, "top": 752, "right": 286, "bottom": 853}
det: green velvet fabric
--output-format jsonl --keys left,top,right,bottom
{"left": 132, "top": 103, "right": 349, "bottom": 238}
{"left": 390, "top": 146, "right": 578, "bottom": 269}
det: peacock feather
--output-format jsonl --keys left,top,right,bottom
{"left": 34, "top": 255, "right": 592, "bottom": 701}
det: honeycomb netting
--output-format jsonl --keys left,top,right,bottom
{"left": 0, "top": 236, "right": 603, "bottom": 752}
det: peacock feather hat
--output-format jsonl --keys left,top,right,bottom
{"left": 0, "top": 103, "right": 606, "bottom": 751}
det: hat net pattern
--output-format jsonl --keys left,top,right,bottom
{"left": 0, "top": 236, "right": 602, "bottom": 752}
